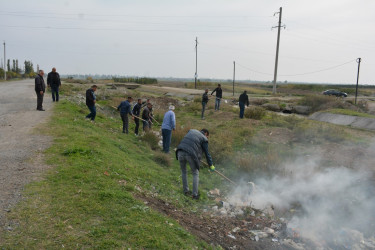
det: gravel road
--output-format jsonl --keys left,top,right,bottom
{"left": 0, "top": 79, "right": 52, "bottom": 229}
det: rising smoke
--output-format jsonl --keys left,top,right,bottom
{"left": 228, "top": 149, "right": 375, "bottom": 246}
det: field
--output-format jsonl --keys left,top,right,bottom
{"left": 1, "top": 79, "right": 375, "bottom": 249}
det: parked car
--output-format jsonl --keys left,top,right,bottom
{"left": 323, "top": 89, "right": 348, "bottom": 97}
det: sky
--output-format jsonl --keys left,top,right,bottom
{"left": 0, "top": 0, "right": 374, "bottom": 84}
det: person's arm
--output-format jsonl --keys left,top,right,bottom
{"left": 246, "top": 96, "right": 249, "bottom": 106}
{"left": 211, "top": 88, "right": 217, "bottom": 95}
{"left": 202, "top": 141, "right": 213, "bottom": 166}
{"left": 128, "top": 103, "right": 133, "bottom": 115}
{"left": 57, "top": 73, "right": 61, "bottom": 86}
{"left": 171, "top": 112, "right": 176, "bottom": 130}
{"left": 47, "top": 73, "right": 51, "bottom": 87}
{"left": 117, "top": 102, "right": 122, "bottom": 111}
{"left": 35, "top": 77, "right": 43, "bottom": 93}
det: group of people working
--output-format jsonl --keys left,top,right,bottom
{"left": 201, "top": 83, "right": 250, "bottom": 119}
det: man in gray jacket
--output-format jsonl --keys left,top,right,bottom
{"left": 35, "top": 70, "right": 46, "bottom": 111}
{"left": 176, "top": 129, "right": 215, "bottom": 200}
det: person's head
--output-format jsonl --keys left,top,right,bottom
{"left": 200, "top": 128, "right": 209, "bottom": 138}
{"left": 146, "top": 99, "right": 151, "bottom": 103}
{"left": 91, "top": 85, "right": 97, "bottom": 91}
{"left": 137, "top": 98, "right": 142, "bottom": 104}
{"left": 205, "top": 88, "right": 208, "bottom": 93}
{"left": 147, "top": 103, "right": 152, "bottom": 108}
{"left": 39, "top": 70, "right": 44, "bottom": 76}
{"left": 218, "top": 84, "right": 221, "bottom": 88}
{"left": 244, "top": 90, "right": 247, "bottom": 94}
{"left": 127, "top": 96, "right": 133, "bottom": 102}
{"left": 52, "top": 67, "right": 56, "bottom": 73}
{"left": 169, "top": 105, "right": 175, "bottom": 111}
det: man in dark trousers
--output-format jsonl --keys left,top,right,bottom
{"left": 239, "top": 90, "right": 249, "bottom": 119}
{"left": 117, "top": 96, "right": 133, "bottom": 134}
{"left": 47, "top": 67, "right": 61, "bottom": 102}
{"left": 85, "top": 85, "right": 97, "bottom": 121}
{"left": 211, "top": 84, "right": 223, "bottom": 111}
{"left": 132, "top": 98, "right": 142, "bottom": 136}
{"left": 142, "top": 103, "right": 152, "bottom": 132}
{"left": 201, "top": 88, "right": 209, "bottom": 119}
{"left": 176, "top": 129, "right": 215, "bottom": 200}
{"left": 35, "top": 70, "right": 46, "bottom": 111}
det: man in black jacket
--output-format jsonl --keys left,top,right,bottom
{"left": 85, "top": 85, "right": 97, "bottom": 121}
{"left": 201, "top": 89, "right": 209, "bottom": 119}
{"left": 176, "top": 129, "right": 215, "bottom": 199}
{"left": 47, "top": 67, "right": 61, "bottom": 102}
{"left": 35, "top": 70, "right": 46, "bottom": 111}
{"left": 132, "top": 99, "right": 142, "bottom": 135}
{"left": 211, "top": 84, "right": 223, "bottom": 111}
{"left": 239, "top": 90, "right": 249, "bottom": 118}
{"left": 142, "top": 103, "right": 152, "bottom": 132}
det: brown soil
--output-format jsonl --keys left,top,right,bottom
{"left": 137, "top": 194, "right": 290, "bottom": 250}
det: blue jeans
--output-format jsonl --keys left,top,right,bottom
{"left": 143, "top": 120, "right": 150, "bottom": 132}
{"left": 86, "top": 105, "right": 96, "bottom": 120}
{"left": 239, "top": 102, "right": 245, "bottom": 118}
{"left": 51, "top": 86, "right": 59, "bottom": 102}
{"left": 178, "top": 151, "right": 199, "bottom": 197}
{"left": 215, "top": 97, "right": 221, "bottom": 110}
{"left": 201, "top": 102, "right": 207, "bottom": 118}
{"left": 162, "top": 129, "right": 172, "bottom": 153}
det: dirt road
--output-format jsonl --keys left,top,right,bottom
{"left": 0, "top": 79, "right": 52, "bottom": 228}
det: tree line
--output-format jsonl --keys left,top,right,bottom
{"left": 113, "top": 77, "right": 158, "bottom": 85}
{"left": 0, "top": 59, "right": 36, "bottom": 80}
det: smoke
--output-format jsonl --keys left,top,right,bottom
{"left": 228, "top": 153, "right": 375, "bottom": 245}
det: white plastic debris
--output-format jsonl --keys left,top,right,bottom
{"left": 272, "top": 238, "right": 278, "bottom": 242}
{"left": 232, "top": 227, "right": 241, "bottom": 233}
{"left": 228, "top": 234, "right": 236, "bottom": 240}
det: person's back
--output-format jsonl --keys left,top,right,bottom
{"left": 118, "top": 100, "right": 131, "bottom": 115}
{"left": 47, "top": 71, "right": 61, "bottom": 87}
{"left": 239, "top": 92, "right": 249, "bottom": 105}
{"left": 177, "top": 129, "right": 208, "bottom": 162}
{"left": 86, "top": 88, "right": 95, "bottom": 106}
{"left": 142, "top": 106, "right": 150, "bottom": 120}
{"left": 162, "top": 110, "right": 176, "bottom": 130}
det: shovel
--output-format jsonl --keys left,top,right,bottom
{"left": 200, "top": 160, "right": 237, "bottom": 186}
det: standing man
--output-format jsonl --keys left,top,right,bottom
{"left": 142, "top": 103, "right": 152, "bottom": 132}
{"left": 201, "top": 88, "right": 209, "bottom": 119}
{"left": 161, "top": 105, "right": 176, "bottom": 153}
{"left": 176, "top": 129, "right": 215, "bottom": 200}
{"left": 132, "top": 98, "right": 142, "bottom": 136}
{"left": 211, "top": 84, "right": 223, "bottom": 111}
{"left": 85, "top": 85, "right": 97, "bottom": 121}
{"left": 47, "top": 67, "right": 61, "bottom": 102}
{"left": 117, "top": 96, "right": 133, "bottom": 134}
{"left": 35, "top": 70, "right": 46, "bottom": 111}
{"left": 238, "top": 90, "right": 249, "bottom": 119}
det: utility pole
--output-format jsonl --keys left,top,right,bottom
{"left": 194, "top": 37, "right": 198, "bottom": 89}
{"left": 233, "top": 61, "right": 235, "bottom": 96}
{"left": 272, "top": 7, "right": 285, "bottom": 94}
{"left": 3, "top": 41, "right": 6, "bottom": 80}
{"left": 355, "top": 58, "right": 361, "bottom": 105}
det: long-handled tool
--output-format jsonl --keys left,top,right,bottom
{"left": 112, "top": 106, "right": 148, "bottom": 122}
{"left": 200, "top": 160, "right": 236, "bottom": 185}
{"left": 151, "top": 116, "right": 160, "bottom": 126}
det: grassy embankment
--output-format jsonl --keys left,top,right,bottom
{"left": 2, "top": 81, "right": 374, "bottom": 248}
{"left": 0, "top": 100, "right": 216, "bottom": 249}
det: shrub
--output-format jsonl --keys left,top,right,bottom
{"left": 171, "top": 123, "right": 191, "bottom": 148}
{"left": 141, "top": 132, "right": 160, "bottom": 150}
{"left": 251, "top": 98, "right": 269, "bottom": 106}
{"left": 153, "top": 151, "right": 172, "bottom": 167}
{"left": 298, "top": 94, "right": 333, "bottom": 112}
{"left": 244, "top": 107, "right": 266, "bottom": 120}
{"left": 209, "top": 131, "right": 233, "bottom": 163}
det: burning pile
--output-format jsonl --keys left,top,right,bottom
{"left": 206, "top": 156, "right": 375, "bottom": 249}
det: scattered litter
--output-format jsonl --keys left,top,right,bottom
{"left": 272, "top": 238, "right": 278, "bottom": 242}
{"left": 209, "top": 188, "right": 220, "bottom": 196}
{"left": 232, "top": 227, "right": 240, "bottom": 233}
{"left": 255, "top": 235, "right": 259, "bottom": 241}
{"left": 103, "top": 171, "right": 110, "bottom": 176}
{"left": 227, "top": 233, "right": 236, "bottom": 240}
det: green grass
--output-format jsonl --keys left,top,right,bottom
{"left": 326, "top": 108, "right": 375, "bottom": 118}
{"left": 0, "top": 100, "right": 214, "bottom": 249}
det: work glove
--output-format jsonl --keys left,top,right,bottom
{"left": 209, "top": 165, "right": 215, "bottom": 172}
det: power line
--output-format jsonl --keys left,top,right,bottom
{"left": 279, "top": 59, "right": 355, "bottom": 77}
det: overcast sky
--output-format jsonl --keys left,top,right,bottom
{"left": 1, "top": 0, "right": 374, "bottom": 84}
